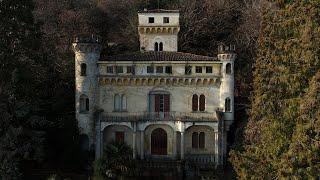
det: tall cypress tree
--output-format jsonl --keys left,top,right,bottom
{"left": 230, "top": 1, "right": 320, "bottom": 178}
{"left": 0, "top": 0, "right": 48, "bottom": 179}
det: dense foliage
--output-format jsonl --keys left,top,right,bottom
{"left": 230, "top": 0, "right": 320, "bottom": 178}
{"left": 94, "top": 141, "right": 135, "bottom": 179}
{"left": 1, "top": 0, "right": 319, "bottom": 178}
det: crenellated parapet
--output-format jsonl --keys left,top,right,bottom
{"left": 72, "top": 35, "right": 102, "bottom": 53}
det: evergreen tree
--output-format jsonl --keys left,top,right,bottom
{"left": 230, "top": 1, "right": 320, "bottom": 178}
{"left": 0, "top": 0, "right": 49, "bottom": 178}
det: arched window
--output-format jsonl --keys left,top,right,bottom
{"left": 121, "top": 95, "right": 127, "bottom": 110}
{"left": 199, "top": 132, "right": 205, "bottom": 149}
{"left": 159, "top": 42, "right": 163, "bottom": 51}
{"left": 226, "top": 63, "right": 232, "bottom": 74}
{"left": 80, "top": 63, "right": 87, "bottom": 76}
{"left": 192, "top": 94, "right": 198, "bottom": 111}
{"left": 225, "top": 98, "right": 231, "bottom": 112}
{"left": 192, "top": 132, "right": 198, "bottom": 148}
{"left": 80, "top": 94, "right": 89, "bottom": 112}
{"left": 114, "top": 94, "right": 121, "bottom": 111}
{"left": 154, "top": 42, "right": 159, "bottom": 52}
{"left": 199, "top": 94, "right": 206, "bottom": 112}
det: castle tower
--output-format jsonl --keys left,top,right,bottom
{"left": 218, "top": 45, "right": 236, "bottom": 165}
{"left": 138, "top": 9, "right": 180, "bottom": 52}
{"left": 72, "top": 35, "right": 102, "bottom": 149}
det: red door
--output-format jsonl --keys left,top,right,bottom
{"left": 151, "top": 128, "right": 167, "bottom": 155}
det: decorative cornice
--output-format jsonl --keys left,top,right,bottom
{"left": 99, "top": 76, "right": 221, "bottom": 87}
{"left": 138, "top": 26, "right": 180, "bottom": 34}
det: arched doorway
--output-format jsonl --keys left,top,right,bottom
{"left": 151, "top": 128, "right": 167, "bottom": 155}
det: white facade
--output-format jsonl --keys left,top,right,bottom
{"left": 73, "top": 10, "right": 236, "bottom": 167}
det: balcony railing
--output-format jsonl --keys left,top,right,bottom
{"left": 101, "top": 111, "right": 217, "bottom": 122}
{"left": 185, "top": 154, "right": 215, "bottom": 165}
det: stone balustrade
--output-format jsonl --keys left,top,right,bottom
{"left": 101, "top": 111, "right": 218, "bottom": 122}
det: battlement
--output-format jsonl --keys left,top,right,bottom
{"left": 218, "top": 45, "right": 236, "bottom": 54}
{"left": 73, "top": 34, "right": 101, "bottom": 44}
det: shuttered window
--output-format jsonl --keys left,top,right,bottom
{"left": 199, "top": 132, "right": 205, "bottom": 149}
{"left": 192, "top": 132, "right": 198, "bottom": 148}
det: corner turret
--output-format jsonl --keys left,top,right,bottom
{"left": 72, "top": 35, "right": 102, "bottom": 150}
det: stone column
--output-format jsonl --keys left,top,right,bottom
{"left": 180, "top": 132, "right": 184, "bottom": 160}
{"left": 214, "top": 131, "right": 219, "bottom": 166}
{"left": 140, "top": 130, "right": 144, "bottom": 160}
{"left": 95, "top": 117, "right": 102, "bottom": 159}
{"left": 133, "top": 132, "right": 136, "bottom": 159}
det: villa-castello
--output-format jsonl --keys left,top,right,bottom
{"left": 73, "top": 9, "right": 236, "bottom": 168}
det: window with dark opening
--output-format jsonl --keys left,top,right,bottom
{"left": 115, "top": 66, "right": 123, "bottom": 73}
{"left": 81, "top": 63, "right": 87, "bottom": 76}
{"left": 156, "top": 66, "right": 163, "bottom": 73}
{"left": 165, "top": 66, "right": 172, "bottom": 74}
{"left": 106, "top": 66, "right": 113, "bottom": 73}
{"left": 159, "top": 42, "right": 163, "bottom": 51}
{"left": 147, "top": 66, "right": 154, "bottom": 73}
{"left": 127, "top": 66, "right": 134, "bottom": 74}
{"left": 192, "top": 94, "right": 198, "bottom": 111}
{"left": 192, "top": 132, "right": 198, "bottom": 148}
{"left": 226, "top": 63, "right": 232, "bottom": 74}
{"left": 149, "top": 17, "right": 154, "bottom": 23}
{"left": 225, "top": 98, "right": 231, "bottom": 112}
{"left": 80, "top": 94, "right": 89, "bottom": 113}
{"left": 163, "top": 17, "right": 169, "bottom": 23}
{"left": 206, "top": 66, "right": 213, "bottom": 73}
{"left": 195, "top": 66, "right": 202, "bottom": 73}
{"left": 199, "top": 132, "right": 205, "bottom": 149}
{"left": 154, "top": 42, "right": 159, "bottom": 51}
{"left": 199, "top": 94, "right": 205, "bottom": 112}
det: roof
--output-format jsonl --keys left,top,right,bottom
{"left": 138, "top": 9, "right": 179, "bottom": 13}
{"left": 100, "top": 51, "right": 217, "bottom": 61}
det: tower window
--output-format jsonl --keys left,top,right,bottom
{"left": 106, "top": 66, "right": 113, "bottom": 73}
{"left": 225, "top": 98, "right": 231, "bottom": 112}
{"left": 195, "top": 66, "right": 202, "bottom": 73}
{"left": 163, "top": 17, "right": 169, "bottom": 23}
{"left": 226, "top": 63, "right": 232, "bottom": 74}
{"left": 159, "top": 42, "right": 163, "bottom": 51}
{"left": 156, "top": 66, "right": 163, "bottom": 73}
{"left": 165, "top": 66, "right": 172, "bottom": 74}
{"left": 80, "top": 94, "right": 89, "bottom": 113}
{"left": 206, "top": 66, "right": 213, "bottom": 73}
{"left": 154, "top": 42, "right": 159, "bottom": 52}
{"left": 147, "top": 66, "right": 154, "bottom": 73}
{"left": 80, "top": 63, "right": 87, "bottom": 76}
{"left": 149, "top": 17, "right": 154, "bottom": 23}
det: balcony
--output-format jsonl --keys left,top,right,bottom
{"left": 101, "top": 111, "right": 217, "bottom": 122}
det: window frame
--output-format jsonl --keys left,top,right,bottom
{"left": 163, "top": 17, "right": 169, "bottom": 23}
{"left": 106, "top": 66, "right": 113, "bottom": 73}
{"left": 156, "top": 66, "right": 163, "bottom": 73}
{"left": 226, "top": 63, "right": 232, "bottom": 74}
{"left": 115, "top": 66, "right": 123, "bottom": 74}
{"left": 149, "top": 17, "right": 155, "bottom": 23}
{"left": 185, "top": 66, "right": 192, "bottom": 75}
{"left": 165, "top": 66, "right": 172, "bottom": 74}
{"left": 147, "top": 66, "right": 154, "bottom": 73}
{"left": 206, "top": 66, "right": 213, "bottom": 73}
{"left": 195, "top": 66, "right": 202, "bottom": 73}
{"left": 199, "top": 94, "right": 206, "bottom": 112}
